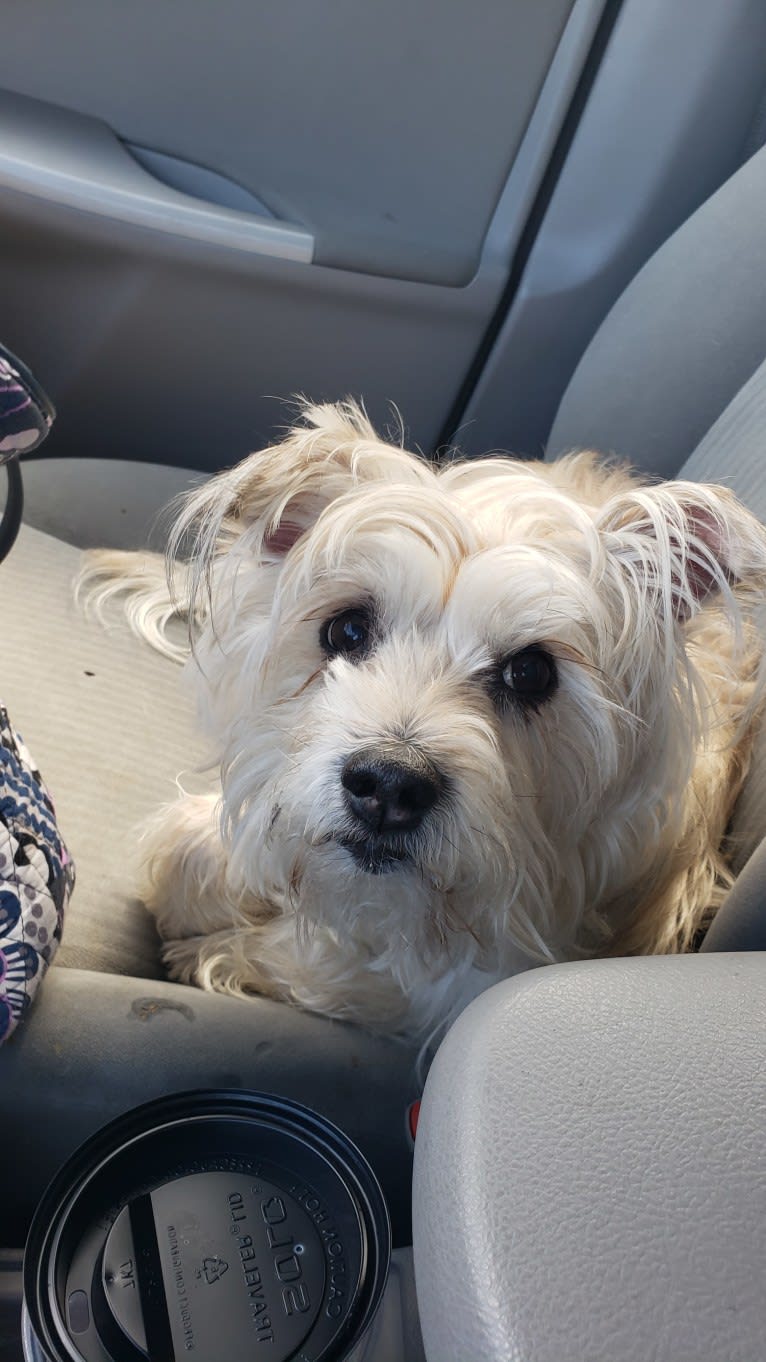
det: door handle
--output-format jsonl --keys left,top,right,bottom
{"left": 0, "top": 90, "right": 313, "bottom": 264}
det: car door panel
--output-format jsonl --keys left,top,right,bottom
{"left": 0, "top": 0, "right": 578, "bottom": 286}
{"left": 0, "top": 0, "right": 609, "bottom": 467}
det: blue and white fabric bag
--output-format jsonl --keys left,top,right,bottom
{"left": 0, "top": 342, "right": 74, "bottom": 1043}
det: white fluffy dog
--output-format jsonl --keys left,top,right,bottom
{"left": 84, "top": 402, "right": 766, "bottom": 1036}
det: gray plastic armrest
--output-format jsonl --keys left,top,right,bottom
{"left": 1, "top": 969, "right": 418, "bottom": 1247}
{"left": 413, "top": 955, "right": 766, "bottom": 1362}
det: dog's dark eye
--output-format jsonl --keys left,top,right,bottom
{"left": 321, "top": 608, "right": 371, "bottom": 658}
{"left": 500, "top": 648, "right": 557, "bottom": 705}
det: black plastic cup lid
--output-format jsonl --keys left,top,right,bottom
{"left": 23, "top": 1090, "right": 390, "bottom": 1362}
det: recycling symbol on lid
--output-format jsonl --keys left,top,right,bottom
{"left": 201, "top": 1256, "right": 229, "bottom": 1285}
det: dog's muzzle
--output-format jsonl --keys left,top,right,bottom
{"left": 338, "top": 748, "right": 444, "bottom": 873}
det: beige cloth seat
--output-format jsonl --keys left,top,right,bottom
{"left": 0, "top": 515, "right": 208, "bottom": 979}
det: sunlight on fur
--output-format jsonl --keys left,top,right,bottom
{"left": 79, "top": 400, "right": 766, "bottom": 1037}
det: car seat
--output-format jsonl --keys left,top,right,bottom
{"left": 4, "top": 136, "right": 766, "bottom": 1275}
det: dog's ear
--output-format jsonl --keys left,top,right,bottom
{"left": 172, "top": 399, "right": 424, "bottom": 567}
{"left": 597, "top": 480, "right": 766, "bottom": 621}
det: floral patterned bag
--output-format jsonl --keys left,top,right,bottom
{"left": 0, "top": 343, "right": 74, "bottom": 1043}
{"left": 0, "top": 712, "right": 74, "bottom": 1041}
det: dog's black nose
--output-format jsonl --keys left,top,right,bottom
{"left": 341, "top": 753, "right": 442, "bottom": 834}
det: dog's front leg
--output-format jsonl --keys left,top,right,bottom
{"left": 140, "top": 792, "right": 257, "bottom": 940}
{"left": 141, "top": 793, "right": 419, "bottom": 1028}
{"left": 141, "top": 793, "right": 302, "bottom": 1005}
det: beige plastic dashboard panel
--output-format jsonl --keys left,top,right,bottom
{"left": 414, "top": 955, "right": 766, "bottom": 1362}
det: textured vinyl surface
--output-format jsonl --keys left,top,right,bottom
{"left": 413, "top": 955, "right": 766, "bottom": 1362}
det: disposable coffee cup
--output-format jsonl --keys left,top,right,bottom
{"left": 22, "top": 1090, "right": 390, "bottom": 1361}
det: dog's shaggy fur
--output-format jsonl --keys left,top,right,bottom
{"left": 82, "top": 402, "right": 766, "bottom": 1035}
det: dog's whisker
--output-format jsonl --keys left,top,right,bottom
{"left": 307, "top": 831, "right": 334, "bottom": 849}
{"left": 271, "top": 667, "right": 325, "bottom": 703}
{"left": 441, "top": 895, "right": 483, "bottom": 946}
{"left": 467, "top": 824, "right": 508, "bottom": 856}
{"left": 425, "top": 909, "right": 448, "bottom": 950}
